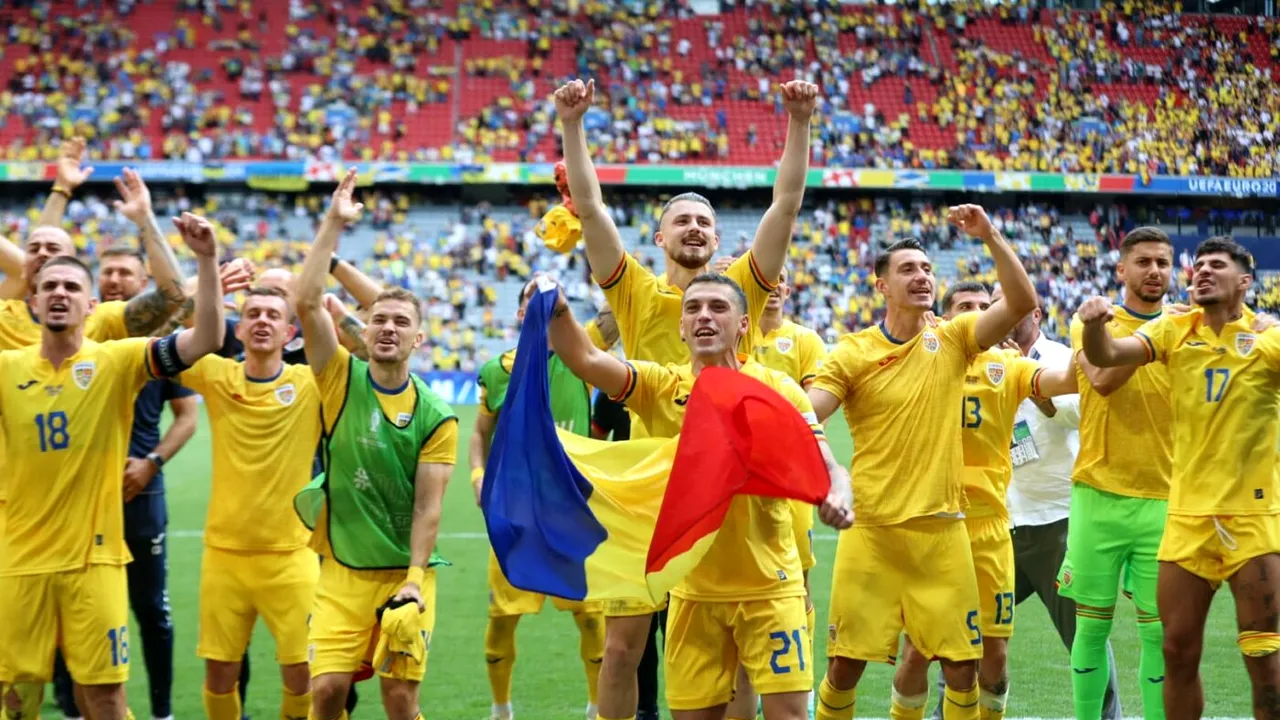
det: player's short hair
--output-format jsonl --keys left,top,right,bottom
{"left": 370, "top": 287, "right": 423, "bottom": 325}
{"left": 660, "top": 192, "right": 717, "bottom": 224}
{"left": 38, "top": 255, "right": 93, "bottom": 286}
{"left": 874, "top": 237, "right": 927, "bottom": 278}
{"left": 241, "top": 285, "right": 293, "bottom": 319}
{"left": 941, "top": 281, "right": 990, "bottom": 314}
{"left": 100, "top": 246, "right": 147, "bottom": 266}
{"left": 686, "top": 273, "right": 748, "bottom": 314}
{"left": 1119, "top": 227, "right": 1172, "bottom": 257}
{"left": 1195, "top": 236, "right": 1254, "bottom": 275}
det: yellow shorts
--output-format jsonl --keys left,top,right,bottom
{"left": 792, "top": 500, "right": 816, "bottom": 573}
{"left": 603, "top": 596, "right": 667, "bottom": 618}
{"left": 0, "top": 564, "right": 129, "bottom": 685}
{"left": 1158, "top": 514, "right": 1280, "bottom": 588}
{"left": 308, "top": 558, "right": 437, "bottom": 681}
{"left": 487, "top": 550, "right": 600, "bottom": 617}
{"left": 967, "top": 515, "right": 1015, "bottom": 638}
{"left": 664, "top": 594, "right": 811, "bottom": 710}
{"left": 827, "top": 516, "right": 982, "bottom": 664}
{"left": 198, "top": 546, "right": 319, "bottom": 665}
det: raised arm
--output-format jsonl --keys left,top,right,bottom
{"left": 169, "top": 214, "right": 226, "bottom": 365}
{"left": 548, "top": 292, "right": 631, "bottom": 398}
{"left": 117, "top": 169, "right": 191, "bottom": 335}
{"left": 748, "top": 81, "right": 817, "bottom": 283}
{"left": 331, "top": 257, "right": 383, "bottom": 309}
{"left": 554, "top": 79, "right": 626, "bottom": 282}
{"left": 34, "top": 137, "right": 94, "bottom": 231}
{"left": 1079, "top": 297, "right": 1153, "bottom": 368}
{"left": 150, "top": 260, "right": 255, "bottom": 336}
{"left": 298, "top": 168, "right": 364, "bottom": 374}
{"left": 0, "top": 234, "right": 23, "bottom": 280}
{"left": 324, "top": 293, "right": 369, "bottom": 360}
{"left": 949, "top": 205, "right": 1037, "bottom": 350}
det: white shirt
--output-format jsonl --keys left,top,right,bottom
{"left": 1006, "top": 332, "right": 1080, "bottom": 528}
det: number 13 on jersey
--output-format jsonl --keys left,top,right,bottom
{"left": 35, "top": 410, "right": 71, "bottom": 452}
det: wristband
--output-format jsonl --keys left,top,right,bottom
{"left": 328, "top": 256, "right": 341, "bottom": 274}
{"left": 51, "top": 184, "right": 72, "bottom": 199}
{"left": 406, "top": 566, "right": 425, "bottom": 587}
{"left": 470, "top": 466, "right": 485, "bottom": 487}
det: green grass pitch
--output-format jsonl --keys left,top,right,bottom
{"left": 47, "top": 405, "right": 1251, "bottom": 719}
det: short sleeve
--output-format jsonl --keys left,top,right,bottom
{"left": 86, "top": 300, "right": 129, "bottom": 341}
{"left": 109, "top": 337, "right": 159, "bottom": 391}
{"left": 1134, "top": 315, "right": 1171, "bottom": 364}
{"left": 1258, "top": 328, "right": 1280, "bottom": 373}
{"left": 724, "top": 252, "right": 777, "bottom": 319}
{"left": 796, "top": 329, "right": 828, "bottom": 387}
{"left": 418, "top": 417, "right": 459, "bottom": 465}
{"left": 599, "top": 254, "right": 656, "bottom": 341}
{"left": 610, "top": 360, "right": 668, "bottom": 420}
{"left": 938, "top": 311, "right": 981, "bottom": 357}
{"left": 584, "top": 319, "right": 612, "bottom": 352}
{"left": 316, "top": 345, "right": 353, "bottom": 428}
{"left": 773, "top": 375, "right": 823, "bottom": 435}
{"left": 1012, "top": 355, "right": 1042, "bottom": 401}
{"left": 1069, "top": 316, "right": 1086, "bottom": 351}
{"left": 811, "top": 339, "right": 860, "bottom": 403}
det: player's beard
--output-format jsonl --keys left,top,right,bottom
{"left": 45, "top": 320, "right": 69, "bottom": 332}
{"left": 669, "top": 245, "right": 712, "bottom": 271}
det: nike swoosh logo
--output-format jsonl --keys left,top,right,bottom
{"left": 1073, "top": 667, "right": 1098, "bottom": 674}
{"left": 1147, "top": 675, "right": 1165, "bottom": 683}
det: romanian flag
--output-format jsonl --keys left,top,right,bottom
{"left": 482, "top": 285, "right": 830, "bottom": 604}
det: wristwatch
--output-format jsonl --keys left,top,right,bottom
{"left": 146, "top": 452, "right": 166, "bottom": 469}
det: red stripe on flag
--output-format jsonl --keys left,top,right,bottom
{"left": 645, "top": 367, "right": 830, "bottom": 576}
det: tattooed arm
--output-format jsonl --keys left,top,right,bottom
{"left": 325, "top": 294, "right": 369, "bottom": 361}
{"left": 117, "top": 170, "right": 189, "bottom": 336}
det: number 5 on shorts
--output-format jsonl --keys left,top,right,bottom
{"left": 769, "top": 630, "right": 807, "bottom": 674}
{"left": 965, "top": 610, "right": 982, "bottom": 645}
{"left": 107, "top": 626, "right": 130, "bottom": 666}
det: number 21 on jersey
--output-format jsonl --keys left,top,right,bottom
{"left": 35, "top": 410, "right": 70, "bottom": 452}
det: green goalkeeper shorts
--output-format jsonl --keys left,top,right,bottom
{"left": 1057, "top": 482, "right": 1168, "bottom": 613}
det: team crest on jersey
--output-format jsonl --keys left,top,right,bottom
{"left": 1236, "top": 332, "right": 1256, "bottom": 357}
{"left": 922, "top": 331, "right": 940, "bottom": 353}
{"left": 275, "top": 383, "right": 296, "bottom": 406}
{"left": 986, "top": 362, "right": 1005, "bottom": 385}
{"left": 72, "top": 361, "right": 95, "bottom": 390}
{"left": 775, "top": 337, "right": 793, "bottom": 354}
{"left": 370, "top": 409, "right": 381, "bottom": 432}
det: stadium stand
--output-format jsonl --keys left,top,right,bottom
{"left": 1, "top": 0, "right": 1278, "bottom": 175}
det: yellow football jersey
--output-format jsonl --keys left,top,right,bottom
{"left": 813, "top": 312, "right": 981, "bottom": 526}
{"left": 1136, "top": 309, "right": 1280, "bottom": 516}
{"left": 0, "top": 299, "right": 129, "bottom": 351}
{"left": 178, "top": 356, "right": 323, "bottom": 552}
{"left": 600, "top": 252, "right": 774, "bottom": 438}
{"left": 0, "top": 299, "right": 129, "bottom": 504}
{"left": 754, "top": 319, "right": 827, "bottom": 388}
{"left": 613, "top": 358, "right": 821, "bottom": 601}
{"left": 0, "top": 338, "right": 156, "bottom": 576}
{"left": 1070, "top": 306, "right": 1172, "bottom": 500}
{"left": 960, "top": 348, "right": 1041, "bottom": 519}
{"left": 315, "top": 346, "right": 458, "bottom": 465}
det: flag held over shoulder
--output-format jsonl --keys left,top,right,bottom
{"left": 482, "top": 285, "right": 830, "bottom": 605}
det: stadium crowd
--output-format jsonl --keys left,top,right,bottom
{"left": 0, "top": 0, "right": 1278, "bottom": 174}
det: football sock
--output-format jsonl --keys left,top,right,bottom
{"left": 889, "top": 686, "right": 927, "bottom": 720}
{"left": 978, "top": 685, "right": 1008, "bottom": 720}
{"left": 574, "top": 611, "right": 605, "bottom": 706}
{"left": 305, "top": 709, "right": 347, "bottom": 720}
{"left": 203, "top": 686, "right": 242, "bottom": 720}
{"left": 490, "top": 702, "right": 513, "bottom": 720}
{"left": 815, "top": 677, "right": 855, "bottom": 720}
{"left": 1136, "top": 611, "right": 1166, "bottom": 720}
{"left": 484, "top": 615, "right": 520, "bottom": 706}
{"left": 597, "top": 716, "right": 635, "bottom": 720}
{"left": 1071, "top": 609, "right": 1115, "bottom": 720}
{"left": 942, "top": 683, "right": 979, "bottom": 720}
{"left": 280, "top": 689, "right": 311, "bottom": 720}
